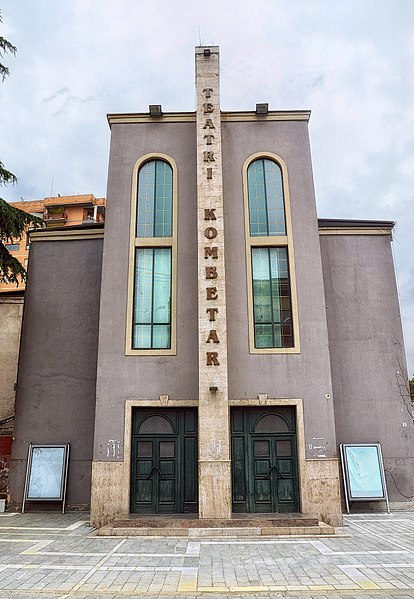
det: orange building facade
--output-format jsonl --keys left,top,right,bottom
{"left": 0, "top": 194, "right": 105, "bottom": 293}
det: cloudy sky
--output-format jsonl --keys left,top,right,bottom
{"left": 1, "top": 1, "right": 413, "bottom": 372}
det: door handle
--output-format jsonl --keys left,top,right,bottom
{"left": 145, "top": 465, "right": 156, "bottom": 479}
{"left": 145, "top": 465, "right": 165, "bottom": 479}
{"left": 267, "top": 464, "right": 285, "bottom": 479}
{"left": 155, "top": 466, "right": 164, "bottom": 479}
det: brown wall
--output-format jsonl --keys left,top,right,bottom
{"left": 9, "top": 237, "right": 103, "bottom": 507}
{"left": 320, "top": 233, "right": 414, "bottom": 503}
{"left": 222, "top": 120, "right": 337, "bottom": 459}
{"left": 94, "top": 117, "right": 338, "bottom": 462}
{"left": 94, "top": 122, "right": 199, "bottom": 461}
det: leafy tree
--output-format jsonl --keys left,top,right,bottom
{"left": 0, "top": 10, "right": 42, "bottom": 285}
{"left": 410, "top": 376, "right": 414, "bottom": 401}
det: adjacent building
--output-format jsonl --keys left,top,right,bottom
{"left": 0, "top": 194, "right": 105, "bottom": 294}
{"left": 8, "top": 47, "right": 413, "bottom": 526}
{"left": 0, "top": 194, "right": 105, "bottom": 501}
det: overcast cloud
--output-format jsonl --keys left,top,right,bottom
{"left": 1, "top": 0, "right": 413, "bottom": 373}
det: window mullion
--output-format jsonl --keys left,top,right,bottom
{"left": 150, "top": 249, "right": 155, "bottom": 348}
{"left": 261, "top": 160, "right": 270, "bottom": 236}
{"left": 153, "top": 161, "right": 157, "bottom": 237}
{"left": 268, "top": 248, "right": 275, "bottom": 347}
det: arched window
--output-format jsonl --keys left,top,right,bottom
{"left": 136, "top": 160, "right": 173, "bottom": 238}
{"left": 244, "top": 154, "right": 299, "bottom": 353}
{"left": 126, "top": 155, "right": 177, "bottom": 354}
{"left": 139, "top": 414, "right": 174, "bottom": 434}
{"left": 247, "top": 159, "right": 286, "bottom": 237}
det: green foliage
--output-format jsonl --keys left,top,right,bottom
{"left": 0, "top": 161, "right": 17, "bottom": 185}
{"left": 46, "top": 205, "right": 65, "bottom": 214}
{"left": 0, "top": 10, "right": 17, "bottom": 81}
{"left": 0, "top": 12, "right": 43, "bottom": 285}
{"left": 410, "top": 377, "right": 414, "bottom": 400}
{"left": 0, "top": 199, "right": 43, "bottom": 284}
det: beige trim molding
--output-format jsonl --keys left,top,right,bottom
{"left": 30, "top": 228, "right": 104, "bottom": 242}
{"left": 108, "top": 113, "right": 196, "bottom": 126}
{"left": 221, "top": 111, "right": 310, "bottom": 122}
{"left": 242, "top": 152, "right": 300, "bottom": 355}
{"left": 319, "top": 227, "right": 392, "bottom": 236}
{"left": 125, "top": 153, "right": 178, "bottom": 356}
{"left": 108, "top": 110, "right": 311, "bottom": 127}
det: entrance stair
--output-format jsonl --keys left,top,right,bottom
{"left": 97, "top": 513, "right": 335, "bottom": 537}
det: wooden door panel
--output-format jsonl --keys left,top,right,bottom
{"left": 278, "top": 478, "right": 294, "bottom": 502}
{"left": 131, "top": 409, "right": 198, "bottom": 514}
{"left": 183, "top": 436, "right": 197, "bottom": 504}
{"left": 231, "top": 407, "right": 299, "bottom": 513}
{"left": 137, "top": 480, "right": 153, "bottom": 504}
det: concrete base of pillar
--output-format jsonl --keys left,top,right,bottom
{"left": 198, "top": 460, "right": 232, "bottom": 519}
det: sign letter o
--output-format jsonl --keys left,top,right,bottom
{"left": 204, "top": 227, "right": 217, "bottom": 240}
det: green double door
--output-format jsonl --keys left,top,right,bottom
{"left": 131, "top": 409, "right": 198, "bottom": 514}
{"left": 231, "top": 407, "right": 300, "bottom": 513}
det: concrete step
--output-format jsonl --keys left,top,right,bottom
{"left": 97, "top": 514, "right": 336, "bottom": 537}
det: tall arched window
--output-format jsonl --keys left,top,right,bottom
{"left": 244, "top": 154, "right": 299, "bottom": 353}
{"left": 126, "top": 155, "right": 177, "bottom": 355}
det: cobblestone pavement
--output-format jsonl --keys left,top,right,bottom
{"left": 1, "top": 511, "right": 414, "bottom": 598}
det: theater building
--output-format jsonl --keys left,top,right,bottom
{"left": 9, "top": 47, "right": 413, "bottom": 527}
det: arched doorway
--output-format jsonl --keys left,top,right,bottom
{"left": 231, "top": 407, "right": 299, "bottom": 513}
{"left": 131, "top": 409, "right": 198, "bottom": 514}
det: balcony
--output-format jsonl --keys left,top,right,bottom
{"left": 44, "top": 212, "right": 67, "bottom": 227}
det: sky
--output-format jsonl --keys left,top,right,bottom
{"left": 1, "top": 0, "right": 413, "bottom": 374}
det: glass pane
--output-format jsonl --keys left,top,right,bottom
{"left": 247, "top": 159, "right": 286, "bottom": 237}
{"left": 153, "top": 249, "right": 171, "bottom": 324}
{"left": 263, "top": 159, "right": 286, "bottom": 236}
{"left": 136, "top": 161, "right": 155, "bottom": 237}
{"left": 133, "top": 324, "right": 151, "bottom": 348}
{"left": 252, "top": 247, "right": 293, "bottom": 348}
{"left": 154, "top": 161, "right": 173, "bottom": 237}
{"left": 248, "top": 160, "right": 267, "bottom": 236}
{"left": 276, "top": 440, "right": 292, "bottom": 457}
{"left": 137, "top": 441, "right": 152, "bottom": 458}
{"left": 139, "top": 415, "right": 174, "bottom": 434}
{"left": 152, "top": 325, "right": 170, "bottom": 349}
{"left": 254, "top": 440, "right": 270, "bottom": 457}
{"left": 252, "top": 248, "right": 271, "bottom": 323}
{"left": 255, "top": 414, "right": 289, "bottom": 433}
{"left": 160, "top": 441, "right": 175, "bottom": 458}
{"left": 134, "top": 249, "right": 153, "bottom": 324}
{"left": 133, "top": 248, "right": 171, "bottom": 349}
{"left": 255, "top": 324, "right": 273, "bottom": 348}
{"left": 137, "top": 160, "right": 172, "bottom": 238}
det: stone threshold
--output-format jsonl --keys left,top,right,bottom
{"left": 96, "top": 513, "right": 336, "bottom": 537}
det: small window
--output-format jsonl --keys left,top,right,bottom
{"left": 5, "top": 243, "right": 19, "bottom": 251}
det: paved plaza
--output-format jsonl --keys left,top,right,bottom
{"left": 1, "top": 511, "right": 414, "bottom": 598}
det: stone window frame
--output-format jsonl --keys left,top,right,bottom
{"left": 243, "top": 151, "right": 300, "bottom": 354}
{"left": 125, "top": 153, "right": 178, "bottom": 356}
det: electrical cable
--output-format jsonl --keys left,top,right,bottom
{"left": 385, "top": 468, "right": 414, "bottom": 500}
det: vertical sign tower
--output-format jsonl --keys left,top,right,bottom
{"left": 196, "top": 46, "right": 231, "bottom": 518}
